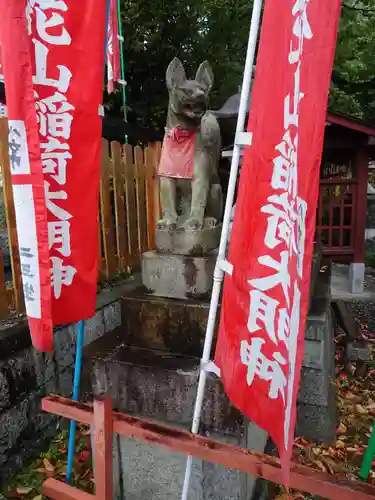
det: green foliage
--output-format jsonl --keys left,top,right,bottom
{"left": 119, "top": 0, "right": 253, "bottom": 130}
{"left": 365, "top": 251, "right": 375, "bottom": 269}
{"left": 330, "top": 1, "right": 375, "bottom": 122}
{"left": 118, "top": 0, "right": 375, "bottom": 130}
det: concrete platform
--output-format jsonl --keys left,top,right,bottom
{"left": 331, "top": 264, "right": 375, "bottom": 302}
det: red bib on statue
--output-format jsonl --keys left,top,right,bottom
{"left": 158, "top": 127, "right": 196, "bottom": 179}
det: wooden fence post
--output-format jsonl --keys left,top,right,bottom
{"left": 123, "top": 144, "right": 138, "bottom": 266}
{"left": 144, "top": 146, "right": 156, "bottom": 250}
{"left": 93, "top": 398, "right": 113, "bottom": 500}
{"left": 0, "top": 118, "right": 24, "bottom": 313}
{"left": 134, "top": 146, "right": 147, "bottom": 255}
{"left": 99, "top": 139, "right": 117, "bottom": 278}
{"left": 111, "top": 142, "right": 128, "bottom": 272}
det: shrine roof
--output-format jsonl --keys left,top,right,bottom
{"left": 326, "top": 111, "right": 375, "bottom": 138}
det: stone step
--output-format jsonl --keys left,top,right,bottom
{"left": 120, "top": 289, "right": 217, "bottom": 357}
{"left": 299, "top": 308, "right": 335, "bottom": 407}
{"left": 84, "top": 334, "right": 268, "bottom": 500}
{"left": 84, "top": 335, "right": 239, "bottom": 435}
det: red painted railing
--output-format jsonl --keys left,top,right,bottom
{"left": 41, "top": 396, "right": 375, "bottom": 500}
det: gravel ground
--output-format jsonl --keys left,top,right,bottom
{"left": 348, "top": 271, "right": 375, "bottom": 343}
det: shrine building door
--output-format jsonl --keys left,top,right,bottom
{"left": 316, "top": 149, "right": 368, "bottom": 264}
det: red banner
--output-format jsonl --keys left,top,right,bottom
{"left": 107, "top": 0, "right": 120, "bottom": 93}
{"left": 0, "top": 0, "right": 106, "bottom": 350}
{"left": 28, "top": 0, "right": 106, "bottom": 327}
{"left": 0, "top": 0, "right": 53, "bottom": 350}
{"left": 0, "top": 42, "right": 3, "bottom": 82}
{"left": 215, "top": 0, "right": 342, "bottom": 478}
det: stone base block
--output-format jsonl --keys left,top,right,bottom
{"left": 299, "top": 308, "right": 335, "bottom": 407}
{"left": 85, "top": 335, "right": 268, "bottom": 500}
{"left": 156, "top": 224, "right": 221, "bottom": 256}
{"left": 296, "top": 393, "right": 336, "bottom": 444}
{"left": 349, "top": 262, "right": 365, "bottom": 294}
{"left": 120, "top": 291, "right": 217, "bottom": 357}
{"left": 142, "top": 251, "right": 216, "bottom": 299}
{"left": 297, "top": 266, "right": 336, "bottom": 442}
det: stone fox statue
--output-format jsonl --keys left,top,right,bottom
{"left": 157, "top": 58, "right": 223, "bottom": 231}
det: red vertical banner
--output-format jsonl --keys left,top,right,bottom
{"left": 107, "top": 0, "right": 120, "bottom": 93}
{"left": 0, "top": 0, "right": 53, "bottom": 351}
{"left": 0, "top": 42, "right": 3, "bottom": 82}
{"left": 215, "top": 0, "right": 342, "bottom": 479}
{"left": 0, "top": 0, "right": 107, "bottom": 350}
{"left": 28, "top": 0, "right": 106, "bottom": 326}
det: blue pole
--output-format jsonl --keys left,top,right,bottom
{"left": 66, "top": 320, "right": 85, "bottom": 484}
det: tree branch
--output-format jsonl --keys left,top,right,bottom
{"left": 342, "top": 2, "right": 375, "bottom": 12}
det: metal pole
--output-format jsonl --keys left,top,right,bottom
{"left": 66, "top": 320, "right": 86, "bottom": 484}
{"left": 180, "top": 0, "right": 263, "bottom": 498}
{"left": 116, "top": 0, "right": 128, "bottom": 144}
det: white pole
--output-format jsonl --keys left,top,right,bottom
{"left": 180, "top": 1, "right": 264, "bottom": 498}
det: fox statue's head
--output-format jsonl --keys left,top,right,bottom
{"left": 166, "top": 57, "right": 214, "bottom": 126}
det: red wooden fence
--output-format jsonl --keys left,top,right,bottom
{"left": 41, "top": 396, "right": 375, "bottom": 500}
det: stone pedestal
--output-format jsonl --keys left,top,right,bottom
{"left": 120, "top": 292, "right": 217, "bottom": 357}
{"left": 297, "top": 265, "right": 336, "bottom": 443}
{"left": 83, "top": 289, "right": 269, "bottom": 500}
{"left": 84, "top": 323, "right": 267, "bottom": 500}
{"left": 142, "top": 225, "right": 221, "bottom": 300}
{"left": 142, "top": 251, "right": 217, "bottom": 300}
{"left": 156, "top": 225, "right": 222, "bottom": 256}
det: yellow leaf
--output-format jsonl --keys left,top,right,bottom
{"left": 43, "top": 457, "right": 55, "bottom": 472}
{"left": 16, "top": 487, "right": 33, "bottom": 496}
{"left": 31, "top": 496, "right": 42, "bottom": 500}
{"left": 312, "top": 447, "right": 321, "bottom": 455}
{"left": 356, "top": 404, "right": 368, "bottom": 415}
{"left": 335, "top": 440, "right": 345, "bottom": 449}
{"left": 337, "top": 422, "right": 347, "bottom": 435}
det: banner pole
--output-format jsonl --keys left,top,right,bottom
{"left": 116, "top": 0, "right": 128, "bottom": 144}
{"left": 66, "top": 320, "right": 86, "bottom": 484}
{"left": 180, "top": 1, "right": 263, "bottom": 498}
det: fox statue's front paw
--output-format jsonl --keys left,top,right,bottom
{"left": 183, "top": 218, "right": 203, "bottom": 230}
{"left": 156, "top": 217, "right": 177, "bottom": 230}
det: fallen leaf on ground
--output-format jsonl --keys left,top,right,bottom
{"left": 313, "top": 460, "right": 327, "bottom": 472}
{"left": 335, "top": 440, "right": 345, "bottom": 449}
{"left": 356, "top": 404, "right": 368, "bottom": 415}
{"left": 43, "top": 458, "right": 55, "bottom": 472}
{"left": 337, "top": 422, "right": 347, "bottom": 434}
{"left": 16, "top": 487, "right": 33, "bottom": 496}
{"left": 321, "top": 457, "right": 336, "bottom": 475}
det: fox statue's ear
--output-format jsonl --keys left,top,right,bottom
{"left": 166, "top": 58, "right": 186, "bottom": 91}
{"left": 195, "top": 61, "right": 214, "bottom": 92}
